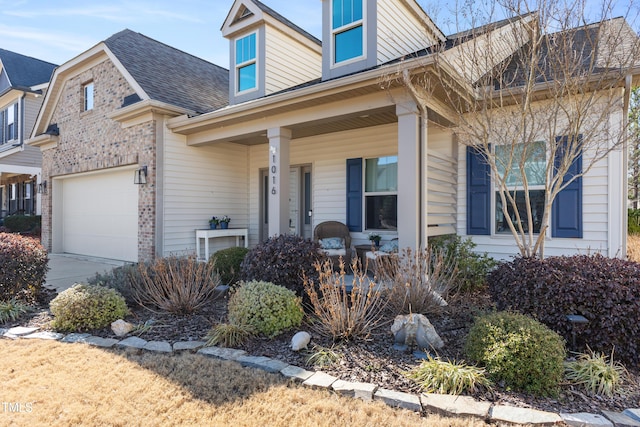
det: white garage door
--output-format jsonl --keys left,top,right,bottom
{"left": 59, "top": 168, "right": 138, "bottom": 262}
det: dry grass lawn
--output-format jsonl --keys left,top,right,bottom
{"left": 0, "top": 340, "right": 490, "bottom": 427}
{"left": 628, "top": 234, "right": 640, "bottom": 263}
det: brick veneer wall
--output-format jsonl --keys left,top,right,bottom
{"left": 40, "top": 58, "right": 157, "bottom": 262}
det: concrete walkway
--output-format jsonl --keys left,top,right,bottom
{"left": 45, "top": 253, "right": 127, "bottom": 293}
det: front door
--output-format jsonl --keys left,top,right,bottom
{"left": 260, "top": 165, "right": 312, "bottom": 242}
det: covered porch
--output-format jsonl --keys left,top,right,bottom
{"left": 167, "top": 82, "right": 458, "bottom": 253}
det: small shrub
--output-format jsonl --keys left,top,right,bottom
{"left": 205, "top": 322, "right": 256, "bottom": 348}
{"left": 240, "top": 234, "right": 326, "bottom": 299}
{"left": 406, "top": 355, "right": 491, "bottom": 395}
{"left": 428, "top": 235, "right": 497, "bottom": 292}
{"left": 0, "top": 298, "right": 32, "bottom": 323}
{"left": 133, "top": 255, "right": 220, "bottom": 314}
{"left": 488, "top": 254, "right": 640, "bottom": 365}
{"left": 304, "top": 260, "right": 387, "bottom": 341}
{"left": 50, "top": 284, "right": 129, "bottom": 332}
{"left": 465, "top": 311, "right": 566, "bottom": 396}
{"left": 305, "top": 344, "right": 342, "bottom": 368}
{"left": 209, "top": 247, "right": 249, "bottom": 285}
{"left": 88, "top": 264, "right": 141, "bottom": 306}
{"left": 3, "top": 215, "right": 41, "bottom": 234}
{"left": 379, "top": 247, "right": 456, "bottom": 316}
{"left": 565, "top": 348, "right": 627, "bottom": 397}
{"left": 0, "top": 233, "right": 48, "bottom": 302}
{"left": 228, "top": 280, "right": 303, "bottom": 337}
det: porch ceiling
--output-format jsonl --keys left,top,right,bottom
{"left": 225, "top": 106, "right": 399, "bottom": 146}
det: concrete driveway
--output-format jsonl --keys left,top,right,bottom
{"left": 45, "top": 254, "right": 128, "bottom": 293}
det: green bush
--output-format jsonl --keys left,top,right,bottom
{"left": 240, "top": 234, "right": 326, "bottom": 300}
{"left": 209, "top": 247, "right": 249, "bottom": 285}
{"left": 228, "top": 280, "right": 303, "bottom": 337}
{"left": 205, "top": 322, "right": 256, "bottom": 348}
{"left": 50, "top": 284, "right": 129, "bottom": 332}
{"left": 428, "top": 235, "right": 497, "bottom": 292}
{"left": 488, "top": 255, "right": 640, "bottom": 365}
{"left": 629, "top": 209, "right": 640, "bottom": 234}
{"left": 2, "top": 215, "right": 41, "bottom": 234}
{"left": 0, "top": 298, "right": 32, "bottom": 323}
{"left": 88, "top": 264, "right": 140, "bottom": 305}
{"left": 0, "top": 233, "right": 48, "bottom": 302}
{"left": 465, "top": 311, "right": 566, "bottom": 396}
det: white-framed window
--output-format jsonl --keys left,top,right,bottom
{"left": 364, "top": 155, "right": 397, "bottom": 230}
{"left": 235, "top": 33, "right": 257, "bottom": 93}
{"left": 494, "top": 141, "right": 546, "bottom": 234}
{"left": 332, "top": 0, "right": 364, "bottom": 64}
{"left": 83, "top": 82, "right": 94, "bottom": 111}
{"left": 10, "top": 183, "right": 16, "bottom": 201}
{"left": 6, "top": 103, "right": 16, "bottom": 141}
{"left": 24, "top": 182, "right": 31, "bottom": 200}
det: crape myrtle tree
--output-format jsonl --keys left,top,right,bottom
{"left": 394, "top": 0, "right": 640, "bottom": 258}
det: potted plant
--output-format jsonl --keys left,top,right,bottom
{"left": 219, "top": 215, "right": 231, "bottom": 229}
{"left": 209, "top": 216, "right": 219, "bottom": 229}
{"left": 368, "top": 232, "right": 381, "bottom": 248}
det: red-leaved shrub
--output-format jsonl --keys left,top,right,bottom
{"left": 488, "top": 254, "right": 640, "bottom": 364}
{"left": 0, "top": 233, "right": 48, "bottom": 302}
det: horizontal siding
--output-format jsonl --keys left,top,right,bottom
{"left": 0, "top": 145, "right": 42, "bottom": 167}
{"left": 161, "top": 129, "right": 249, "bottom": 256}
{"left": 377, "top": 0, "right": 436, "bottom": 64}
{"left": 24, "top": 96, "right": 44, "bottom": 137}
{"left": 265, "top": 26, "right": 321, "bottom": 96}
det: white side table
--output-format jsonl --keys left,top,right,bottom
{"left": 195, "top": 228, "right": 248, "bottom": 260}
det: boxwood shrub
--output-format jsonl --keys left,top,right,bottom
{"left": 3, "top": 215, "right": 41, "bottom": 234}
{"left": 465, "top": 311, "right": 566, "bottom": 396}
{"left": 209, "top": 246, "right": 249, "bottom": 285}
{"left": 488, "top": 254, "right": 640, "bottom": 365}
{"left": 0, "top": 233, "right": 48, "bottom": 302}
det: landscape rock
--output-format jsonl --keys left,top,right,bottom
{"left": 111, "top": 319, "right": 134, "bottom": 337}
{"left": 374, "top": 388, "right": 422, "bottom": 412}
{"left": 198, "top": 346, "right": 247, "bottom": 361}
{"left": 117, "top": 336, "right": 148, "bottom": 349}
{"left": 5, "top": 326, "right": 39, "bottom": 337}
{"left": 420, "top": 393, "right": 491, "bottom": 419}
{"left": 173, "top": 341, "right": 206, "bottom": 352}
{"left": 601, "top": 411, "right": 640, "bottom": 427}
{"left": 561, "top": 412, "right": 613, "bottom": 427}
{"left": 23, "top": 331, "right": 64, "bottom": 341}
{"left": 302, "top": 371, "right": 338, "bottom": 389}
{"left": 280, "top": 365, "right": 314, "bottom": 381}
{"left": 291, "top": 331, "right": 311, "bottom": 351}
{"left": 143, "top": 341, "right": 173, "bottom": 353}
{"left": 61, "top": 333, "right": 91, "bottom": 343}
{"left": 391, "top": 313, "right": 444, "bottom": 350}
{"left": 623, "top": 410, "right": 640, "bottom": 423}
{"left": 84, "top": 336, "right": 119, "bottom": 348}
{"left": 331, "top": 380, "right": 377, "bottom": 401}
{"left": 490, "top": 405, "right": 563, "bottom": 426}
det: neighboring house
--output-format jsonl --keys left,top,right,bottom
{"left": 0, "top": 49, "right": 56, "bottom": 219}
{"left": 29, "top": 0, "right": 638, "bottom": 262}
{"left": 28, "top": 29, "right": 228, "bottom": 262}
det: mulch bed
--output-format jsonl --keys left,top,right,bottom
{"left": 7, "top": 286, "right": 640, "bottom": 415}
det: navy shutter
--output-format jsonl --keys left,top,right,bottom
{"left": 346, "top": 158, "right": 363, "bottom": 232}
{"left": 467, "top": 146, "right": 491, "bottom": 235}
{"left": 552, "top": 136, "right": 583, "bottom": 238}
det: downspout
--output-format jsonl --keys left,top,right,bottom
{"left": 623, "top": 75, "right": 632, "bottom": 258}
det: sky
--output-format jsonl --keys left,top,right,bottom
{"left": 0, "top": 0, "right": 636, "bottom": 69}
{"left": 0, "top": 0, "right": 443, "bottom": 68}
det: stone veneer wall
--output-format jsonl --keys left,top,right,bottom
{"left": 40, "top": 58, "right": 156, "bottom": 262}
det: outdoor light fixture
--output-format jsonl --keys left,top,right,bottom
{"left": 38, "top": 181, "right": 47, "bottom": 194}
{"left": 134, "top": 166, "right": 147, "bottom": 185}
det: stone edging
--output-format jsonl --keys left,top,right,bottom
{"left": 2, "top": 326, "right": 639, "bottom": 426}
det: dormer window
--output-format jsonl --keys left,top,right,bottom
{"left": 235, "top": 33, "right": 257, "bottom": 93}
{"left": 332, "top": 0, "right": 364, "bottom": 64}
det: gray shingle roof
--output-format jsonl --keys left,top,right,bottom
{"left": 0, "top": 48, "right": 57, "bottom": 90}
{"left": 104, "top": 29, "right": 229, "bottom": 114}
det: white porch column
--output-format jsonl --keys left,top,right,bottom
{"left": 396, "top": 99, "right": 422, "bottom": 251}
{"left": 267, "top": 127, "right": 291, "bottom": 237}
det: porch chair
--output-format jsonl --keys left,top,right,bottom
{"left": 313, "top": 221, "right": 353, "bottom": 269}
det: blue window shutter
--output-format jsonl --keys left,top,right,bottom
{"left": 346, "top": 158, "right": 363, "bottom": 232}
{"left": 467, "top": 146, "right": 491, "bottom": 235}
{"left": 552, "top": 136, "right": 583, "bottom": 238}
